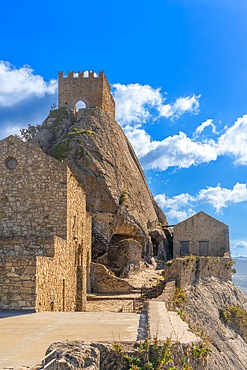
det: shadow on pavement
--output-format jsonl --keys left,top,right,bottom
{"left": 0, "top": 310, "right": 35, "bottom": 318}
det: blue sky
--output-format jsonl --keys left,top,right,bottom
{"left": 1, "top": 0, "right": 247, "bottom": 256}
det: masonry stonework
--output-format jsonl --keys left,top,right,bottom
{"left": 58, "top": 71, "right": 115, "bottom": 117}
{"left": 0, "top": 136, "right": 91, "bottom": 311}
{"left": 173, "top": 211, "right": 230, "bottom": 258}
{"left": 163, "top": 256, "right": 232, "bottom": 289}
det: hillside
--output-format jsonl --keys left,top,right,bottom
{"left": 183, "top": 278, "right": 247, "bottom": 369}
{"left": 30, "top": 107, "right": 168, "bottom": 263}
{"left": 26, "top": 106, "right": 247, "bottom": 369}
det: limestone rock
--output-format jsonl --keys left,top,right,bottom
{"left": 46, "top": 341, "right": 127, "bottom": 370}
{"left": 107, "top": 239, "right": 142, "bottom": 277}
{"left": 31, "top": 107, "right": 167, "bottom": 260}
{"left": 184, "top": 277, "right": 247, "bottom": 369}
{"left": 90, "top": 262, "right": 134, "bottom": 294}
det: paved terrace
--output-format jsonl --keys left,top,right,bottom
{"left": 0, "top": 303, "right": 199, "bottom": 369}
{"left": 0, "top": 311, "right": 140, "bottom": 368}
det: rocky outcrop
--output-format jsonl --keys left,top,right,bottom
{"left": 107, "top": 239, "right": 142, "bottom": 277}
{"left": 31, "top": 107, "right": 168, "bottom": 261}
{"left": 90, "top": 262, "right": 134, "bottom": 294}
{"left": 45, "top": 341, "right": 127, "bottom": 370}
{"left": 184, "top": 277, "right": 247, "bottom": 369}
{"left": 43, "top": 340, "right": 210, "bottom": 370}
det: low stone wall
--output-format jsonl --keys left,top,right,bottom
{"left": 90, "top": 262, "right": 134, "bottom": 294}
{"left": 0, "top": 257, "right": 36, "bottom": 309}
{"left": 164, "top": 256, "right": 233, "bottom": 288}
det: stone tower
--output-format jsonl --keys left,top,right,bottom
{"left": 58, "top": 71, "right": 115, "bottom": 117}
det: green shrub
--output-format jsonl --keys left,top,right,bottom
{"left": 173, "top": 289, "right": 187, "bottom": 307}
{"left": 220, "top": 305, "right": 247, "bottom": 340}
{"left": 51, "top": 140, "right": 70, "bottom": 160}
{"left": 113, "top": 338, "right": 211, "bottom": 369}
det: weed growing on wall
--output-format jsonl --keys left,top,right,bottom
{"left": 113, "top": 338, "right": 211, "bottom": 369}
{"left": 173, "top": 289, "right": 187, "bottom": 307}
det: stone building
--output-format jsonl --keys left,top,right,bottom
{"left": 58, "top": 71, "right": 115, "bottom": 117}
{"left": 173, "top": 211, "right": 230, "bottom": 258}
{"left": 0, "top": 136, "right": 91, "bottom": 311}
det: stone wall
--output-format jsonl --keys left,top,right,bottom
{"left": 0, "top": 136, "right": 68, "bottom": 239}
{"left": 36, "top": 237, "right": 77, "bottom": 311}
{"left": 163, "top": 256, "right": 233, "bottom": 289}
{"left": 173, "top": 211, "right": 230, "bottom": 258}
{"left": 0, "top": 256, "right": 36, "bottom": 309}
{"left": 0, "top": 136, "right": 92, "bottom": 311}
{"left": 67, "top": 170, "right": 92, "bottom": 310}
{"left": 0, "top": 238, "right": 54, "bottom": 258}
{"left": 33, "top": 170, "right": 92, "bottom": 312}
{"left": 58, "top": 71, "right": 115, "bottom": 117}
{"left": 101, "top": 72, "right": 116, "bottom": 116}
{"left": 0, "top": 238, "right": 54, "bottom": 310}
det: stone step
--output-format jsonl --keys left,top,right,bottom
{"left": 87, "top": 292, "right": 141, "bottom": 301}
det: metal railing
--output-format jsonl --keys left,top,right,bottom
{"left": 29, "top": 349, "right": 57, "bottom": 370}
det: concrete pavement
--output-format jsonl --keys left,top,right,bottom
{"left": 0, "top": 311, "right": 140, "bottom": 368}
{"left": 148, "top": 301, "right": 199, "bottom": 343}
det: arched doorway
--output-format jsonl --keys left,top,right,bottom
{"left": 74, "top": 100, "right": 86, "bottom": 119}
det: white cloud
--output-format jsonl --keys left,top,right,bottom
{"left": 123, "top": 125, "right": 154, "bottom": 157}
{"left": 162, "top": 94, "right": 201, "bottom": 120}
{"left": 122, "top": 113, "right": 247, "bottom": 171}
{"left": 218, "top": 115, "right": 247, "bottom": 165}
{"left": 141, "top": 132, "right": 218, "bottom": 170}
{"left": 166, "top": 209, "right": 196, "bottom": 223}
{"left": 113, "top": 83, "right": 247, "bottom": 172}
{"left": 197, "top": 183, "right": 247, "bottom": 213}
{"left": 0, "top": 61, "right": 57, "bottom": 107}
{"left": 155, "top": 182, "right": 247, "bottom": 223}
{"left": 155, "top": 193, "right": 195, "bottom": 223}
{"left": 194, "top": 119, "right": 216, "bottom": 136}
{"left": 231, "top": 241, "right": 247, "bottom": 257}
{"left": 112, "top": 83, "right": 201, "bottom": 125}
{"left": 0, "top": 124, "right": 23, "bottom": 139}
{"left": 155, "top": 192, "right": 193, "bottom": 209}
{"left": 112, "top": 83, "right": 163, "bottom": 125}
{"left": 124, "top": 125, "right": 218, "bottom": 170}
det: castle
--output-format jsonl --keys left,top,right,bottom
{"left": 58, "top": 71, "right": 115, "bottom": 117}
{"left": 0, "top": 71, "right": 231, "bottom": 311}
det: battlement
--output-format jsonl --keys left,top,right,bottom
{"left": 58, "top": 71, "right": 105, "bottom": 79}
{"left": 58, "top": 70, "right": 115, "bottom": 117}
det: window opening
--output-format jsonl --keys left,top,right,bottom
{"left": 199, "top": 241, "right": 209, "bottom": 256}
{"left": 180, "top": 241, "right": 189, "bottom": 256}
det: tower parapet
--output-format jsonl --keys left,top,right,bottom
{"left": 58, "top": 70, "right": 115, "bottom": 117}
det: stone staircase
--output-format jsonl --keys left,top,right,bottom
{"left": 92, "top": 221, "right": 119, "bottom": 250}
